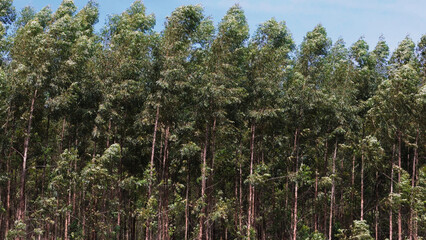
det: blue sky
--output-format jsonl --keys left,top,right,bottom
{"left": 12, "top": 0, "right": 426, "bottom": 51}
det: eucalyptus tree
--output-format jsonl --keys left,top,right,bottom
{"left": 8, "top": 5, "right": 51, "bottom": 230}
{"left": 155, "top": 5, "right": 205, "bottom": 239}
{"left": 368, "top": 37, "right": 420, "bottom": 240}
{"left": 291, "top": 24, "right": 332, "bottom": 239}
{"left": 0, "top": 0, "right": 15, "bottom": 237}
{"left": 297, "top": 24, "right": 331, "bottom": 86}
{"left": 100, "top": 2, "right": 155, "bottom": 238}
{"left": 42, "top": 2, "right": 100, "bottom": 238}
{"left": 349, "top": 38, "right": 372, "bottom": 224}
{"left": 245, "top": 18, "right": 294, "bottom": 239}
{"left": 192, "top": 5, "right": 248, "bottom": 239}
{"left": 7, "top": 0, "right": 102, "bottom": 238}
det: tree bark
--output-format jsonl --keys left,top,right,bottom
{"left": 248, "top": 123, "right": 255, "bottom": 239}
{"left": 375, "top": 171, "right": 379, "bottom": 240}
{"left": 161, "top": 125, "right": 170, "bottom": 240}
{"left": 292, "top": 128, "right": 298, "bottom": 240}
{"left": 185, "top": 158, "right": 190, "bottom": 240}
{"left": 329, "top": 140, "right": 337, "bottom": 240}
{"left": 146, "top": 106, "right": 159, "bottom": 240}
{"left": 314, "top": 169, "right": 318, "bottom": 232}
{"left": 199, "top": 124, "right": 209, "bottom": 240}
{"left": 390, "top": 144, "right": 395, "bottom": 240}
{"left": 207, "top": 117, "right": 216, "bottom": 240}
{"left": 351, "top": 153, "right": 355, "bottom": 222}
{"left": 397, "top": 131, "right": 402, "bottom": 240}
{"left": 410, "top": 129, "right": 419, "bottom": 240}
{"left": 361, "top": 147, "right": 364, "bottom": 221}
{"left": 17, "top": 89, "right": 37, "bottom": 223}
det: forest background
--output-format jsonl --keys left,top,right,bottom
{"left": 0, "top": 0, "right": 425, "bottom": 239}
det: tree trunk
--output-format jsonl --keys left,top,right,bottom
{"left": 239, "top": 149, "right": 243, "bottom": 235}
{"left": 375, "top": 171, "right": 379, "bottom": 240}
{"left": 107, "top": 119, "right": 112, "bottom": 148}
{"left": 397, "top": 131, "right": 402, "bottom": 240}
{"left": 17, "top": 89, "right": 37, "bottom": 223}
{"left": 146, "top": 106, "right": 159, "bottom": 240}
{"left": 390, "top": 144, "right": 395, "bottom": 240}
{"left": 351, "top": 154, "right": 355, "bottom": 222}
{"left": 207, "top": 117, "right": 216, "bottom": 240}
{"left": 248, "top": 123, "right": 255, "bottom": 239}
{"left": 199, "top": 124, "right": 209, "bottom": 240}
{"left": 410, "top": 129, "right": 419, "bottom": 240}
{"left": 161, "top": 125, "right": 170, "bottom": 240}
{"left": 60, "top": 118, "right": 66, "bottom": 154}
{"left": 329, "top": 140, "right": 337, "bottom": 240}
{"left": 292, "top": 129, "right": 298, "bottom": 240}
{"left": 185, "top": 158, "right": 190, "bottom": 240}
{"left": 361, "top": 148, "right": 364, "bottom": 221}
{"left": 314, "top": 169, "right": 318, "bottom": 232}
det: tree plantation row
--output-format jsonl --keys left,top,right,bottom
{"left": 0, "top": 0, "right": 425, "bottom": 239}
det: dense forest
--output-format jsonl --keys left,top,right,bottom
{"left": 0, "top": 0, "right": 424, "bottom": 239}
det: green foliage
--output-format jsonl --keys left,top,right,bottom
{"left": 0, "top": 2, "right": 424, "bottom": 240}
{"left": 337, "top": 220, "right": 374, "bottom": 240}
{"left": 7, "top": 220, "right": 26, "bottom": 239}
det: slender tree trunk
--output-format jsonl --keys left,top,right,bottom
{"left": 17, "top": 89, "right": 37, "bottom": 223}
{"left": 361, "top": 148, "right": 364, "bottom": 221}
{"left": 199, "top": 124, "right": 209, "bottom": 240}
{"left": 314, "top": 169, "right": 318, "bottom": 232}
{"left": 207, "top": 117, "right": 216, "bottom": 240}
{"left": 375, "top": 171, "right": 379, "bottom": 240}
{"left": 60, "top": 118, "right": 66, "bottom": 154}
{"left": 146, "top": 106, "right": 159, "bottom": 240}
{"left": 65, "top": 175, "right": 71, "bottom": 240}
{"left": 398, "top": 131, "right": 402, "bottom": 240}
{"left": 292, "top": 129, "right": 298, "bottom": 240}
{"left": 351, "top": 154, "right": 355, "bottom": 222}
{"left": 41, "top": 113, "right": 50, "bottom": 196}
{"left": 239, "top": 151, "right": 243, "bottom": 235}
{"left": 107, "top": 119, "right": 112, "bottom": 148}
{"left": 234, "top": 148, "right": 239, "bottom": 234}
{"left": 248, "top": 123, "right": 255, "bottom": 239}
{"left": 4, "top": 128, "right": 15, "bottom": 239}
{"left": 162, "top": 125, "right": 170, "bottom": 240}
{"left": 185, "top": 158, "right": 190, "bottom": 240}
{"left": 410, "top": 129, "right": 419, "bottom": 240}
{"left": 390, "top": 144, "right": 395, "bottom": 240}
{"left": 117, "top": 140, "right": 123, "bottom": 240}
{"left": 329, "top": 141, "right": 337, "bottom": 240}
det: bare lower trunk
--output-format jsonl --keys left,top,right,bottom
{"left": 351, "top": 154, "right": 355, "bottom": 222}
{"left": 239, "top": 155, "right": 243, "bottom": 234}
{"left": 314, "top": 169, "right": 318, "bottom": 232}
{"left": 107, "top": 119, "right": 112, "bottom": 148}
{"left": 397, "top": 131, "right": 402, "bottom": 240}
{"left": 329, "top": 141, "right": 337, "bottom": 240}
{"left": 199, "top": 124, "right": 209, "bottom": 240}
{"left": 410, "top": 129, "right": 419, "bottom": 240}
{"left": 375, "top": 171, "right": 379, "bottom": 240}
{"left": 17, "top": 89, "right": 37, "bottom": 223}
{"left": 248, "top": 123, "right": 255, "bottom": 238}
{"left": 207, "top": 117, "right": 216, "bottom": 240}
{"left": 5, "top": 131, "right": 15, "bottom": 239}
{"left": 65, "top": 183, "right": 71, "bottom": 240}
{"left": 161, "top": 125, "right": 170, "bottom": 240}
{"left": 185, "top": 160, "right": 190, "bottom": 240}
{"left": 292, "top": 129, "right": 298, "bottom": 240}
{"left": 60, "top": 118, "right": 66, "bottom": 154}
{"left": 146, "top": 106, "right": 159, "bottom": 240}
{"left": 361, "top": 149, "right": 364, "bottom": 221}
{"left": 390, "top": 144, "right": 395, "bottom": 240}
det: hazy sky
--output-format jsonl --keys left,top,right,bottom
{"left": 12, "top": 0, "right": 426, "bottom": 51}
